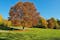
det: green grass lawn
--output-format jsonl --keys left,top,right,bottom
{"left": 0, "top": 28, "right": 60, "bottom": 40}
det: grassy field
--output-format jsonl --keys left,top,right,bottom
{"left": 0, "top": 28, "right": 60, "bottom": 40}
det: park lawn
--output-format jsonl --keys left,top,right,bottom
{"left": 0, "top": 28, "right": 60, "bottom": 40}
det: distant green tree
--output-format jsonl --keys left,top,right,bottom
{"left": 47, "top": 17, "right": 59, "bottom": 29}
{"left": 36, "top": 17, "right": 48, "bottom": 28}
{"left": 56, "top": 19, "right": 60, "bottom": 29}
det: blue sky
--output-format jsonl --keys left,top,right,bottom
{"left": 0, "top": 0, "right": 60, "bottom": 19}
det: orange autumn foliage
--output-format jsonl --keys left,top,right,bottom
{"left": 9, "top": 2, "right": 40, "bottom": 27}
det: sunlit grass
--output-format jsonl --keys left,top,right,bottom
{"left": 0, "top": 28, "right": 60, "bottom": 40}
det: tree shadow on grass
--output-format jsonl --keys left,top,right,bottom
{"left": 49, "top": 37, "right": 60, "bottom": 40}
{"left": 0, "top": 38, "right": 8, "bottom": 40}
{"left": 39, "top": 37, "right": 60, "bottom": 40}
{"left": 0, "top": 26, "right": 20, "bottom": 31}
{"left": 0, "top": 38, "right": 6, "bottom": 40}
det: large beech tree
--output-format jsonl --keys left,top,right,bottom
{"left": 9, "top": 2, "right": 40, "bottom": 27}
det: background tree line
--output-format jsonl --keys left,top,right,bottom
{"left": 0, "top": 14, "right": 60, "bottom": 29}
